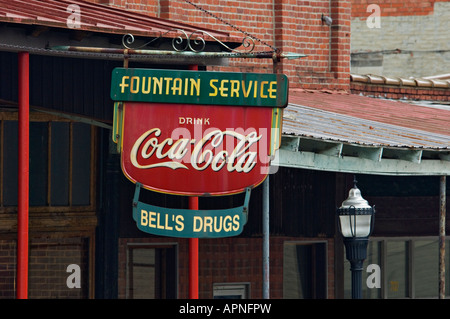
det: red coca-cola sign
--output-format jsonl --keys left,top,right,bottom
{"left": 119, "top": 102, "right": 280, "bottom": 196}
{"left": 111, "top": 68, "right": 288, "bottom": 196}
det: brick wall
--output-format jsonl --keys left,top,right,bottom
{"left": 86, "top": 0, "right": 351, "bottom": 90}
{"left": 88, "top": 0, "right": 159, "bottom": 15}
{"left": 0, "top": 237, "right": 90, "bottom": 299}
{"left": 0, "top": 240, "right": 16, "bottom": 298}
{"left": 351, "top": 82, "right": 450, "bottom": 101}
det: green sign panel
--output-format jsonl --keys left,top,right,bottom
{"left": 111, "top": 68, "right": 289, "bottom": 107}
{"left": 132, "top": 184, "right": 251, "bottom": 238}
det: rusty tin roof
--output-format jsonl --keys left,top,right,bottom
{"left": 284, "top": 89, "right": 450, "bottom": 150}
{"left": 280, "top": 90, "right": 450, "bottom": 175}
{"left": 0, "top": 0, "right": 235, "bottom": 42}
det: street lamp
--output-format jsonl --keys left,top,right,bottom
{"left": 337, "top": 177, "right": 375, "bottom": 299}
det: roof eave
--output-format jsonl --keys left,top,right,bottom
{"left": 278, "top": 134, "right": 450, "bottom": 176}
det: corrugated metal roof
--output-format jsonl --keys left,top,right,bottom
{"left": 0, "top": 0, "right": 235, "bottom": 42}
{"left": 284, "top": 90, "right": 450, "bottom": 150}
{"left": 283, "top": 104, "right": 450, "bottom": 150}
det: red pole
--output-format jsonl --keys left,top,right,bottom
{"left": 189, "top": 197, "right": 199, "bottom": 299}
{"left": 17, "top": 51, "right": 29, "bottom": 299}
{"left": 188, "top": 64, "right": 199, "bottom": 299}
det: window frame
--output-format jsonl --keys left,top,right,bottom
{"left": 0, "top": 111, "right": 96, "bottom": 213}
{"left": 213, "top": 283, "right": 251, "bottom": 299}
{"left": 343, "top": 236, "right": 450, "bottom": 299}
{"left": 283, "top": 240, "right": 328, "bottom": 299}
{"left": 125, "top": 243, "right": 179, "bottom": 299}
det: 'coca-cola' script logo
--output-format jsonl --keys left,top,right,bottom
{"left": 130, "top": 128, "right": 262, "bottom": 173}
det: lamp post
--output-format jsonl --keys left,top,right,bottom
{"left": 337, "top": 178, "right": 375, "bottom": 299}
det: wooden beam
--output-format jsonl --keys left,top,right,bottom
{"left": 0, "top": 212, "right": 98, "bottom": 233}
{"left": 277, "top": 149, "right": 450, "bottom": 176}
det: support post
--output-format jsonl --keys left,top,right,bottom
{"left": 262, "top": 176, "right": 270, "bottom": 299}
{"left": 188, "top": 64, "right": 199, "bottom": 299}
{"left": 439, "top": 175, "right": 446, "bottom": 299}
{"left": 189, "top": 197, "right": 199, "bottom": 299}
{"left": 17, "top": 51, "right": 29, "bottom": 299}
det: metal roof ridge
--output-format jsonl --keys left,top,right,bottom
{"left": 350, "top": 73, "right": 450, "bottom": 89}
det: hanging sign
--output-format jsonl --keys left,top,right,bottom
{"left": 111, "top": 68, "right": 288, "bottom": 107}
{"left": 112, "top": 68, "right": 287, "bottom": 196}
{"left": 132, "top": 183, "right": 251, "bottom": 238}
{"left": 111, "top": 68, "right": 288, "bottom": 237}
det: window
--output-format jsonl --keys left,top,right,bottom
{"left": 386, "top": 241, "right": 409, "bottom": 298}
{"left": 0, "top": 112, "right": 95, "bottom": 212}
{"left": 126, "top": 244, "right": 177, "bottom": 299}
{"left": 414, "top": 240, "right": 439, "bottom": 298}
{"left": 344, "top": 238, "right": 450, "bottom": 298}
{"left": 283, "top": 242, "right": 327, "bottom": 298}
{"left": 213, "top": 283, "right": 250, "bottom": 299}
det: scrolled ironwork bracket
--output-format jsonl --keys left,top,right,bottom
{"left": 122, "top": 29, "right": 256, "bottom": 54}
